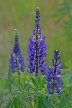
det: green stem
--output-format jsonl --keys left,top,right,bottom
{"left": 36, "top": 76, "right": 38, "bottom": 84}
{"left": 18, "top": 74, "right": 20, "bottom": 89}
{"left": 35, "top": 76, "right": 38, "bottom": 108}
{"left": 0, "top": 93, "right": 3, "bottom": 108}
{"left": 9, "top": 80, "right": 12, "bottom": 95}
{"left": 36, "top": 96, "right": 38, "bottom": 108}
{"left": 28, "top": 82, "right": 33, "bottom": 108}
{"left": 0, "top": 99, "right": 1, "bottom": 108}
{"left": 29, "top": 97, "right": 33, "bottom": 108}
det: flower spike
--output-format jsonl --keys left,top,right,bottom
{"left": 27, "top": 7, "right": 47, "bottom": 76}
{"left": 46, "top": 50, "right": 63, "bottom": 95}
{"left": 9, "top": 29, "right": 25, "bottom": 74}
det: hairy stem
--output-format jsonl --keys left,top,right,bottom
{"left": 54, "top": 59, "right": 57, "bottom": 74}
{"left": 36, "top": 23, "right": 39, "bottom": 75}
{"left": 9, "top": 80, "right": 12, "bottom": 95}
{"left": 18, "top": 74, "right": 20, "bottom": 89}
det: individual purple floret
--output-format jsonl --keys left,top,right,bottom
{"left": 46, "top": 50, "right": 63, "bottom": 95}
{"left": 27, "top": 7, "right": 47, "bottom": 76}
{"left": 9, "top": 29, "right": 25, "bottom": 74}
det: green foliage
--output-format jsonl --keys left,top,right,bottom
{"left": 0, "top": 78, "right": 4, "bottom": 88}
{"left": 6, "top": 96, "right": 24, "bottom": 108}
{"left": 42, "top": 95, "right": 51, "bottom": 108}
{"left": 0, "top": 63, "right": 72, "bottom": 108}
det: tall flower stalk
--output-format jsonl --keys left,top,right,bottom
{"left": 27, "top": 7, "right": 47, "bottom": 76}
{"left": 46, "top": 50, "right": 63, "bottom": 95}
{"left": 9, "top": 29, "right": 25, "bottom": 87}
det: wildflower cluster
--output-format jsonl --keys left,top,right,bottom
{"left": 46, "top": 50, "right": 63, "bottom": 95}
{"left": 27, "top": 7, "right": 47, "bottom": 76}
{"left": 9, "top": 8, "right": 63, "bottom": 95}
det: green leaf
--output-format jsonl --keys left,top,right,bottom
{"left": 39, "top": 77, "right": 44, "bottom": 86}
{"left": 66, "top": 71, "right": 71, "bottom": 85}
{"left": 38, "top": 97, "right": 42, "bottom": 108}
{"left": 5, "top": 79, "right": 9, "bottom": 89}
{"left": 67, "top": 101, "right": 72, "bottom": 108}
{"left": 2, "top": 89, "right": 9, "bottom": 97}
{"left": 31, "top": 77, "right": 37, "bottom": 87}
{"left": 14, "top": 77, "right": 19, "bottom": 84}
{"left": 0, "top": 78, "right": 4, "bottom": 88}
{"left": 59, "top": 97, "right": 69, "bottom": 108}
{"left": 38, "top": 96, "right": 45, "bottom": 108}
{"left": 6, "top": 99, "right": 12, "bottom": 108}
{"left": 36, "top": 92, "right": 41, "bottom": 96}
{"left": 13, "top": 96, "right": 20, "bottom": 108}
{"left": 6, "top": 96, "right": 24, "bottom": 108}
{"left": 65, "top": 60, "right": 72, "bottom": 69}
{"left": 51, "top": 100, "right": 57, "bottom": 108}
{"left": 42, "top": 95, "right": 51, "bottom": 108}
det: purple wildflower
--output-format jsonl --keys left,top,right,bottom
{"left": 9, "top": 29, "right": 25, "bottom": 74}
{"left": 46, "top": 50, "right": 63, "bottom": 95}
{"left": 27, "top": 7, "right": 47, "bottom": 76}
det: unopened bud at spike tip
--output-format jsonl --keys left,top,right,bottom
{"left": 14, "top": 29, "right": 18, "bottom": 37}
{"left": 37, "top": 7, "right": 40, "bottom": 10}
{"left": 35, "top": 7, "right": 40, "bottom": 24}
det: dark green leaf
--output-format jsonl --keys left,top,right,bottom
{"left": 0, "top": 78, "right": 4, "bottom": 88}
{"left": 38, "top": 97, "right": 42, "bottom": 108}
{"left": 42, "top": 95, "right": 51, "bottom": 108}
{"left": 6, "top": 96, "right": 24, "bottom": 108}
{"left": 31, "top": 77, "right": 37, "bottom": 87}
{"left": 36, "top": 92, "right": 41, "bottom": 96}
{"left": 59, "top": 97, "right": 69, "bottom": 108}
{"left": 6, "top": 99, "right": 12, "bottom": 108}
{"left": 5, "top": 79, "right": 9, "bottom": 89}
{"left": 66, "top": 71, "right": 71, "bottom": 85}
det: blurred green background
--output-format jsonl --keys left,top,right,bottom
{"left": 0, "top": 0, "right": 72, "bottom": 78}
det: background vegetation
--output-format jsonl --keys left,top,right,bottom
{"left": 0, "top": 0, "right": 72, "bottom": 78}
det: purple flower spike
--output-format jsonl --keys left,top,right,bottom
{"left": 46, "top": 50, "right": 63, "bottom": 95}
{"left": 27, "top": 7, "right": 47, "bottom": 76}
{"left": 9, "top": 29, "right": 25, "bottom": 74}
